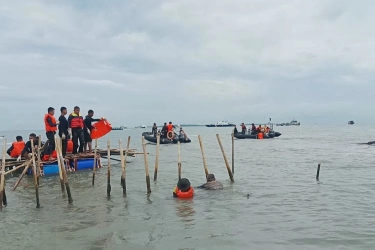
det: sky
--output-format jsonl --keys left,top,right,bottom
{"left": 0, "top": 0, "right": 374, "bottom": 130}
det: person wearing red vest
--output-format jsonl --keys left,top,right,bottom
{"left": 44, "top": 107, "right": 59, "bottom": 160}
{"left": 7, "top": 136, "right": 25, "bottom": 158}
{"left": 68, "top": 106, "right": 85, "bottom": 154}
{"left": 167, "top": 121, "right": 175, "bottom": 132}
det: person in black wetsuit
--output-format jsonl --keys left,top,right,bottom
{"left": 161, "top": 122, "right": 167, "bottom": 138}
{"left": 19, "top": 133, "right": 44, "bottom": 160}
{"left": 152, "top": 123, "right": 157, "bottom": 137}
{"left": 233, "top": 125, "right": 238, "bottom": 135}
{"left": 251, "top": 123, "right": 257, "bottom": 135}
{"left": 58, "top": 107, "right": 69, "bottom": 157}
{"left": 84, "top": 109, "right": 102, "bottom": 153}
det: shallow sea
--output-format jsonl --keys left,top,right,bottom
{"left": 1, "top": 125, "right": 375, "bottom": 250}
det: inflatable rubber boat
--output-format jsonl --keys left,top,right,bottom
{"left": 142, "top": 132, "right": 191, "bottom": 144}
{"left": 234, "top": 131, "right": 281, "bottom": 139}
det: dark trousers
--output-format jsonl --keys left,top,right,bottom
{"left": 46, "top": 131, "right": 56, "bottom": 154}
{"left": 60, "top": 136, "right": 67, "bottom": 157}
{"left": 72, "top": 128, "right": 85, "bottom": 154}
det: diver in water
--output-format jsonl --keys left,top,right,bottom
{"left": 197, "top": 174, "right": 223, "bottom": 190}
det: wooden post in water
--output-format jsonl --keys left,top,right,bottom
{"left": 198, "top": 135, "right": 209, "bottom": 179}
{"left": 107, "top": 140, "right": 111, "bottom": 198}
{"left": 177, "top": 141, "right": 181, "bottom": 181}
{"left": 153, "top": 135, "right": 160, "bottom": 181}
{"left": 12, "top": 161, "right": 32, "bottom": 191}
{"left": 141, "top": 136, "right": 151, "bottom": 194}
{"left": 119, "top": 140, "right": 125, "bottom": 196}
{"left": 55, "top": 136, "right": 73, "bottom": 204}
{"left": 37, "top": 135, "right": 42, "bottom": 184}
{"left": 0, "top": 138, "right": 6, "bottom": 209}
{"left": 30, "top": 139, "right": 40, "bottom": 208}
{"left": 92, "top": 139, "right": 98, "bottom": 186}
{"left": 54, "top": 136, "right": 65, "bottom": 197}
{"left": 231, "top": 132, "right": 234, "bottom": 175}
{"left": 120, "top": 136, "right": 131, "bottom": 194}
{"left": 216, "top": 134, "right": 234, "bottom": 183}
{"left": 316, "top": 163, "right": 321, "bottom": 181}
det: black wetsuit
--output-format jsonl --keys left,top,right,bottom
{"left": 59, "top": 115, "right": 69, "bottom": 157}
{"left": 152, "top": 126, "right": 157, "bottom": 137}
{"left": 84, "top": 116, "right": 100, "bottom": 143}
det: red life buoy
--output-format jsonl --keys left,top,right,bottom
{"left": 167, "top": 131, "right": 174, "bottom": 140}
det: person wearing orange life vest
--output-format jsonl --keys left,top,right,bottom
{"left": 7, "top": 136, "right": 25, "bottom": 158}
{"left": 166, "top": 121, "right": 175, "bottom": 140}
{"left": 68, "top": 106, "right": 85, "bottom": 155}
{"left": 44, "top": 107, "right": 59, "bottom": 160}
{"left": 173, "top": 178, "right": 194, "bottom": 198}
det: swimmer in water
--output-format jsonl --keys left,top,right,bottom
{"left": 197, "top": 173, "right": 223, "bottom": 190}
{"left": 173, "top": 178, "right": 194, "bottom": 198}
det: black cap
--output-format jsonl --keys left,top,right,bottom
{"left": 177, "top": 178, "right": 191, "bottom": 192}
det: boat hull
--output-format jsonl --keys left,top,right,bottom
{"left": 234, "top": 132, "right": 281, "bottom": 139}
{"left": 28, "top": 159, "right": 98, "bottom": 176}
{"left": 142, "top": 132, "right": 191, "bottom": 144}
{"left": 206, "top": 124, "right": 235, "bottom": 127}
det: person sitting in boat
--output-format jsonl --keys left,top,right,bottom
{"left": 179, "top": 127, "right": 188, "bottom": 141}
{"left": 257, "top": 125, "right": 262, "bottom": 133}
{"left": 166, "top": 121, "right": 175, "bottom": 140}
{"left": 7, "top": 136, "right": 25, "bottom": 158}
{"left": 152, "top": 123, "right": 157, "bottom": 137}
{"left": 251, "top": 123, "right": 257, "bottom": 134}
{"left": 173, "top": 178, "right": 194, "bottom": 198}
{"left": 197, "top": 173, "right": 223, "bottom": 190}
{"left": 241, "top": 123, "right": 246, "bottom": 134}
{"left": 233, "top": 125, "right": 238, "bottom": 135}
{"left": 18, "top": 133, "right": 45, "bottom": 161}
{"left": 265, "top": 126, "right": 270, "bottom": 134}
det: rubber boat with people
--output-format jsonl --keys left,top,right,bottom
{"left": 234, "top": 131, "right": 281, "bottom": 139}
{"left": 142, "top": 132, "right": 191, "bottom": 144}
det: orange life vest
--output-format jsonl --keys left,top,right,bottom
{"left": 67, "top": 140, "right": 73, "bottom": 153}
{"left": 10, "top": 141, "right": 25, "bottom": 158}
{"left": 42, "top": 150, "right": 58, "bottom": 161}
{"left": 167, "top": 124, "right": 173, "bottom": 132}
{"left": 44, "top": 114, "right": 57, "bottom": 132}
{"left": 258, "top": 132, "right": 264, "bottom": 139}
{"left": 173, "top": 186, "right": 194, "bottom": 198}
{"left": 69, "top": 113, "right": 84, "bottom": 129}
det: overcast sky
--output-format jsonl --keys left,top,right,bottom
{"left": 0, "top": 0, "right": 374, "bottom": 130}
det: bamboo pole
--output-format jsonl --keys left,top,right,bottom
{"left": 316, "top": 163, "right": 321, "bottom": 181}
{"left": 177, "top": 141, "right": 181, "bottom": 181}
{"left": 37, "top": 135, "right": 42, "bottom": 183}
{"left": 55, "top": 137, "right": 72, "bottom": 203}
{"left": 92, "top": 139, "right": 98, "bottom": 186}
{"left": 120, "top": 136, "right": 131, "bottom": 196}
{"left": 54, "top": 137, "right": 65, "bottom": 196}
{"left": 231, "top": 132, "right": 234, "bottom": 175}
{"left": 12, "top": 161, "right": 32, "bottom": 191}
{"left": 141, "top": 136, "right": 151, "bottom": 193}
{"left": 216, "top": 134, "right": 234, "bottom": 183}
{"left": 107, "top": 140, "right": 111, "bottom": 198}
{"left": 0, "top": 138, "right": 6, "bottom": 209}
{"left": 4, "top": 160, "right": 29, "bottom": 176}
{"left": 198, "top": 135, "right": 209, "bottom": 179}
{"left": 153, "top": 135, "right": 160, "bottom": 181}
{"left": 30, "top": 139, "right": 40, "bottom": 208}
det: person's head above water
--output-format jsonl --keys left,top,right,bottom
{"left": 207, "top": 174, "right": 216, "bottom": 182}
{"left": 48, "top": 107, "right": 55, "bottom": 116}
{"left": 177, "top": 178, "right": 191, "bottom": 192}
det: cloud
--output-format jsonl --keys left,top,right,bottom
{"left": 0, "top": 0, "right": 375, "bottom": 130}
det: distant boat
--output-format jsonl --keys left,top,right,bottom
{"left": 348, "top": 121, "right": 354, "bottom": 125}
{"left": 206, "top": 121, "right": 235, "bottom": 127}
{"left": 135, "top": 125, "right": 146, "bottom": 128}
{"left": 112, "top": 126, "right": 126, "bottom": 130}
{"left": 276, "top": 119, "right": 300, "bottom": 126}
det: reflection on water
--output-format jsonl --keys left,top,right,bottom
{"left": 175, "top": 199, "right": 196, "bottom": 228}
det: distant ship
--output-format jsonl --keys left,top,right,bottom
{"left": 348, "top": 121, "right": 354, "bottom": 125}
{"left": 276, "top": 119, "right": 300, "bottom": 126}
{"left": 135, "top": 125, "right": 146, "bottom": 128}
{"left": 206, "top": 121, "right": 235, "bottom": 127}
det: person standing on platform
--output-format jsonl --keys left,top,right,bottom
{"left": 68, "top": 106, "right": 85, "bottom": 155}
{"left": 44, "top": 107, "right": 59, "bottom": 160}
{"left": 84, "top": 109, "right": 102, "bottom": 154}
{"left": 58, "top": 107, "right": 69, "bottom": 157}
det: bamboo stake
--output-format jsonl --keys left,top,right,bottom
{"left": 216, "top": 134, "right": 234, "bottom": 183}
{"left": 0, "top": 138, "right": 6, "bottom": 209}
{"left": 37, "top": 135, "right": 42, "bottom": 184}
{"left": 30, "top": 139, "right": 40, "bottom": 208}
{"left": 92, "top": 139, "right": 98, "bottom": 186}
{"left": 107, "top": 140, "right": 111, "bottom": 198}
{"left": 12, "top": 161, "right": 32, "bottom": 191}
{"left": 120, "top": 136, "right": 131, "bottom": 196}
{"left": 177, "top": 141, "right": 181, "bottom": 181}
{"left": 198, "top": 135, "right": 209, "bottom": 179}
{"left": 316, "top": 163, "right": 321, "bottom": 181}
{"left": 55, "top": 137, "right": 73, "bottom": 203}
{"left": 4, "top": 160, "right": 29, "bottom": 176}
{"left": 54, "top": 137, "right": 65, "bottom": 196}
{"left": 231, "top": 132, "right": 234, "bottom": 175}
{"left": 153, "top": 135, "right": 160, "bottom": 181}
{"left": 141, "top": 136, "right": 151, "bottom": 193}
